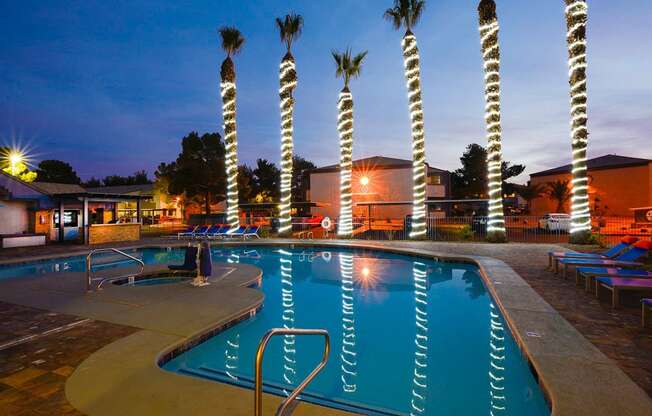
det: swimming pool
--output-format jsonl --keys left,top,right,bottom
{"left": 160, "top": 246, "right": 549, "bottom": 415}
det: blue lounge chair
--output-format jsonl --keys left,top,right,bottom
{"left": 189, "top": 225, "right": 210, "bottom": 239}
{"left": 208, "top": 225, "right": 230, "bottom": 239}
{"left": 557, "top": 240, "right": 652, "bottom": 278}
{"left": 168, "top": 245, "right": 198, "bottom": 272}
{"left": 225, "top": 226, "right": 248, "bottom": 239}
{"left": 595, "top": 276, "right": 652, "bottom": 308}
{"left": 548, "top": 236, "right": 638, "bottom": 270}
{"left": 576, "top": 266, "right": 652, "bottom": 292}
{"left": 243, "top": 225, "right": 260, "bottom": 239}
{"left": 643, "top": 299, "right": 652, "bottom": 327}
{"left": 196, "top": 225, "right": 219, "bottom": 239}
{"left": 177, "top": 225, "right": 199, "bottom": 239}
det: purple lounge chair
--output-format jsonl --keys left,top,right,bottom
{"left": 548, "top": 236, "right": 638, "bottom": 270}
{"left": 576, "top": 266, "right": 652, "bottom": 292}
{"left": 557, "top": 240, "right": 652, "bottom": 278}
{"left": 642, "top": 299, "right": 652, "bottom": 328}
{"left": 595, "top": 277, "right": 652, "bottom": 308}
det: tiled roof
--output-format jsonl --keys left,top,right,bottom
{"left": 85, "top": 184, "right": 154, "bottom": 195}
{"left": 530, "top": 154, "right": 652, "bottom": 177}
{"left": 30, "top": 182, "right": 86, "bottom": 195}
{"left": 311, "top": 156, "right": 447, "bottom": 174}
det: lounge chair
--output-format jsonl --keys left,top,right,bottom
{"left": 207, "top": 225, "right": 230, "bottom": 239}
{"left": 195, "top": 225, "right": 219, "bottom": 239}
{"left": 576, "top": 266, "right": 652, "bottom": 292}
{"left": 177, "top": 225, "right": 199, "bottom": 239}
{"left": 595, "top": 276, "right": 652, "bottom": 308}
{"left": 168, "top": 245, "right": 198, "bottom": 272}
{"left": 642, "top": 299, "right": 652, "bottom": 328}
{"left": 556, "top": 240, "right": 652, "bottom": 278}
{"left": 224, "top": 226, "right": 248, "bottom": 239}
{"left": 242, "top": 225, "right": 260, "bottom": 239}
{"left": 188, "top": 225, "right": 209, "bottom": 239}
{"left": 548, "top": 236, "right": 638, "bottom": 270}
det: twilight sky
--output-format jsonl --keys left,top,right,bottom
{"left": 1, "top": 0, "right": 651, "bottom": 183}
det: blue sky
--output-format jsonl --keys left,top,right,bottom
{"left": 1, "top": 0, "right": 651, "bottom": 182}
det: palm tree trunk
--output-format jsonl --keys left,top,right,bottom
{"left": 565, "top": 0, "right": 591, "bottom": 243}
{"left": 278, "top": 53, "right": 297, "bottom": 237}
{"left": 220, "top": 58, "right": 240, "bottom": 231}
{"left": 478, "top": 0, "right": 507, "bottom": 243}
{"left": 401, "top": 31, "right": 427, "bottom": 239}
{"left": 337, "top": 87, "right": 354, "bottom": 237}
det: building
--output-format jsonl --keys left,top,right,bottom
{"left": 0, "top": 171, "right": 149, "bottom": 246}
{"left": 308, "top": 156, "right": 451, "bottom": 220}
{"left": 86, "top": 184, "right": 183, "bottom": 224}
{"left": 529, "top": 154, "right": 652, "bottom": 216}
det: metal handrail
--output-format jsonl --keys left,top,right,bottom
{"left": 254, "top": 328, "right": 330, "bottom": 416}
{"left": 86, "top": 248, "right": 145, "bottom": 291}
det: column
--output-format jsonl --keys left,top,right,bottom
{"left": 58, "top": 200, "right": 65, "bottom": 242}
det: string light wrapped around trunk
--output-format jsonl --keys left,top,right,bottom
{"left": 337, "top": 88, "right": 354, "bottom": 237}
{"left": 401, "top": 31, "right": 427, "bottom": 239}
{"left": 478, "top": 0, "right": 507, "bottom": 243}
{"left": 278, "top": 54, "right": 297, "bottom": 236}
{"left": 565, "top": 0, "right": 591, "bottom": 242}
{"left": 411, "top": 261, "right": 429, "bottom": 415}
{"left": 220, "top": 57, "right": 240, "bottom": 231}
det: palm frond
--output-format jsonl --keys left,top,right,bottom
{"left": 383, "top": 0, "right": 425, "bottom": 31}
{"left": 383, "top": 8, "right": 402, "bottom": 30}
{"left": 218, "top": 26, "right": 245, "bottom": 57}
{"left": 276, "top": 13, "right": 303, "bottom": 51}
{"left": 332, "top": 48, "right": 367, "bottom": 87}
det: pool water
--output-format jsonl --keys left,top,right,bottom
{"left": 161, "top": 247, "right": 550, "bottom": 416}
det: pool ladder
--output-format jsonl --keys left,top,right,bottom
{"left": 254, "top": 328, "right": 330, "bottom": 416}
{"left": 86, "top": 248, "right": 145, "bottom": 292}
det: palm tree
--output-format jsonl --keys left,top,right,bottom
{"left": 547, "top": 180, "right": 572, "bottom": 213}
{"left": 564, "top": 0, "right": 591, "bottom": 243}
{"left": 276, "top": 13, "right": 303, "bottom": 237}
{"left": 218, "top": 27, "right": 245, "bottom": 231}
{"left": 516, "top": 183, "right": 545, "bottom": 214}
{"left": 477, "top": 0, "right": 507, "bottom": 243}
{"left": 332, "top": 48, "right": 368, "bottom": 238}
{"left": 384, "top": 0, "right": 427, "bottom": 239}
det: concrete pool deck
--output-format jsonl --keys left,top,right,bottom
{"left": 1, "top": 240, "right": 651, "bottom": 415}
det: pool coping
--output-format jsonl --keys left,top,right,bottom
{"left": 3, "top": 239, "right": 652, "bottom": 415}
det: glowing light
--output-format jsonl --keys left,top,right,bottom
{"left": 279, "top": 249, "right": 296, "bottom": 393}
{"left": 220, "top": 80, "right": 240, "bottom": 231}
{"left": 565, "top": 0, "right": 592, "bottom": 239}
{"left": 359, "top": 176, "right": 369, "bottom": 187}
{"left": 278, "top": 56, "right": 297, "bottom": 236}
{"left": 411, "top": 261, "right": 429, "bottom": 415}
{"left": 337, "top": 90, "right": 354, "bottom": 237}
{"left": 489, "top": 303, "right": 506, "bottom": 415}
{"left": 339, "top": 253, "right": 357, "bottom": 393}
{"left": 361, "top": 267, "right": 370, "bottom": 277}
{"left": 478, "top": 1, "right": 506, "bottom": 241}
{"left": 401, "top": 33, "right": 427, "bottom": 239}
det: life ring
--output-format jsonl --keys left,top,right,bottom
{"left": 321, "top": 251, "right": 332, "bottom": 262}
{"left": 646, "top": 210, "right": 652, "bottom": 222}
{"left": 321, "top": 217, "right": 332, "bottom": 230}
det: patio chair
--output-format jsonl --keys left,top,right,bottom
{"left": 643, "top": 299, "right": 652, "bottom": 328}
{"left": 190, "top": 225, "right": 210, "bottom": 239}
{"left": 576, "top": 266, "right": 652, "bottom": 292}
{"left": 208, "top": 225, "right": 230, "bottom": 239}
{"left": 243, "top": 225, "right": 261, "bottom": 239}
{"left": 168, "top": 245, "right": 198, "bottom": 272}
{"left": 548, "top": 236, "right": 638, "bottom": 270}
{"left": 224, "top": 226, "right": 248, "bottom": 239}
{"left": 177, "top": 225, "right": 199, "bottom": 239}
{"left": 196, "top": 225, "right": 220, "bottom": 239}
{"left": 595, "top": 276, "right": 652, "bottom": 308}
{"left": 556, "top": 240, "right": 652, "bottom": 278}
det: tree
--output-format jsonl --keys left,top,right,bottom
{"left": 218, "top": 26, "right": 245, "bottom": 230}
{"left": 0, "top": 147, "right": 37, "bottom": 182}
{"left": 35, "top": 160, "right": 81, "bottom": 184}
{"left": 547, "top": 179, "right": 571, "bottom": 213}
{"left": 157, "top": 132, "right": 226, "bottom": 215}
{"left": 276, "top": 12, "right": 303, "bottom": 236}
{"left": 514, "top": 183, "right": 545, "bottom": 214}
{"left": 292, "top": 155, "right": 316, "bottom": 202}
{"left": 565, "top": 0, "right": 591, "bottom": 243}
{"left": 332, "top": 48, "right": 368, "bottom": 237}
{"left": 252, "top": 158, "right": 280, "bottom": 202}
{"left": 100, "top": 170, "right": 151, "bottom": 187}
{"left": 384, "top": 0, "right": 427, "bottom": 239}
{"left": 452, "top": 144, "right": 525, "bottom": 200}
{"left": 237, "top": 165, "right": 255, "bottom": 203}
{"left": 477, "top": 0, "right": 508, "bottom": 242}
{"left": 83, "top": 177, "right": 101, "bottom": 187}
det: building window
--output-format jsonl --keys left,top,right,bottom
{"left": 427, "top": 175, "right": 441, "bottom": 185}
{"left": 53, "top": 211, "right": 79, "bottom": 227}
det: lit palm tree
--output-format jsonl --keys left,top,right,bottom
{"left": 384, "top": 0, "right": 427, "bottom": 239}
{"left": 547, "top": 180, "right": 572, "bottom": 213}
{"left": 332, "top": 48, "right": 368, "bottom": 238}
{"left": 477, "top": 0, "right": 507, "bottom": 243}
{"left": 565, "top": 0, "right": 591, "bottom": 243}
{"left": 276, "top": 13, "right": 303, "bottom": 237}
{"left": 218, "top": 27, "right": 245, "bottom": 231}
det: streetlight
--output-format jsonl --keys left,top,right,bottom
{"left": 360, "top": 176, "right": 369, "bottom": 186}
{"left": 8, "top": 151, "right": 23, "bottom": 176}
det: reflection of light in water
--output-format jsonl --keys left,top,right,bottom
{"left": 227, "top": 251, "right": 240, "bottom": 264}
{"left": 224, "top": 333, "right": 240, "bottom": 380}
{"left": 339, "top": 253, "right": 357, "bottom": 393}
{"left": 279, "top": 249, "right": 296, "bottom": 394}
{"left": 411, "top": 261, "right": 429, "bottom": 415}
{"left": 489, "top": 302, "right": 506, "bottom": 415}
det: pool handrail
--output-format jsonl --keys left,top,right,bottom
{"left": 86, "top": 248, "right": 145, "bottom": 292}
{"left": 254, "top": 328, "right": 330, "bottom": 416}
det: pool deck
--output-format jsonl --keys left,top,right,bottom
{"left": 1, "top": 239, "right": 651, "bottom": 415}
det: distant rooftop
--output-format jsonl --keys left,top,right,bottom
{"left": 31, "top": 182, "right": 87, "bottom": 195}
{"left": 311, "top": 156, "right": 448, "bottom": 174}
{"left": 85, "top": 184, "right": 154, "bottom": 196}
{"left": 530, "top": 154, "right": 652, "bottom": 177}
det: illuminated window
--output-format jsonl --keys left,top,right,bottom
{"left": 427, "top": 175, "right": 441, "bottom": 185}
